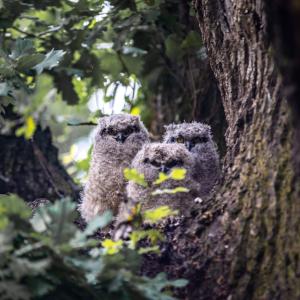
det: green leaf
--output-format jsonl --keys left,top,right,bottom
{"left": 129, "top": 229, "right": 163, "bottom": 249}
{"left": 34, "top": 49, "right": 65, "bottom": 75}
{"left": 16, "top": 54, "right": 45, "bottom": 72}
{"left": 10, "top": 39, "right": 34, "bottom": 60}
{"left": 152, "top": 187, "right": 189, "bottom": 195}
{"left": 15, "top": 116, "right": 36, "bottom": 139}
{"left": 124, "top": 168, "right": 148, "bottom": 187}
{"left": 0, "top": 66, "right": 16, "bottom": 77}
{"left": 154, "top": 168, "right": 186, "bottom": 185}
{"left": 165, "top": 34, "right": 183, "bottom": 61}
{"left": 101, "top": 239, "right": 123, "bottom": 255}
{"left": 31, "top": 198, "right": 78, "bottom": 246}
{"left": 0, "top": 82, "right": 11, "bottom": 97}
{"left": 0, "top": 194, "right": 31, "bottom": 223}
{"left": 169, "top": 168, "right": 186, "bottom": 180}
{"left": 181, "top": 31, "right": 202, "bottom": 50}
{"left": 138, "top": 245, "right": 160, "bottom": 254}
{"left": 154, "top": 172, "right": 169, "bottom": 185}
{"left": 169, "top": 278, "right": 188, "bottom": 288}
{"left": 83, "top": 211, "right": 113, "bottom": 236}
{"left": 100, "top": 52, "right": 123, "bottom": 78}
{"left": 121, "top": 55, "right": 143, "bottom": 75}
{"left": 143, "top": 206, "right": 178, "bottom": 223}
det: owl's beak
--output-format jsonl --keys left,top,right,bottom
{"left": 185, "top": 141, "right": 193, "bottom": 151}
{"left": 115, "top": 132, "right": 126, "bottom": 143}
{"left": 159, "top": 165, "right": 170, "bottom": 174}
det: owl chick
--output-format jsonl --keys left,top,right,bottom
{"left": 80, "top": 114, "right": 150, "bottom": 222}
{"left": 163, "top": 122, "right": 220, "bottom": 197}
{"left": 118, "top": 143, "right": 202, "bottom": 219}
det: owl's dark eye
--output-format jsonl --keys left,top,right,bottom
{"left": 150, "top": 160, "right": 161, "bottom": 168}
{"left": 133, "top": 125, "right": 140, "bottom": 132}
{"left": 143, "top": 158, "right": 150, "bottom": 164}
{"left": 176, "top": 136, "right": 184, "bottom": 143}
{"left": 125, "top": 127, "right": 134, "bottom": 135}
{"left": 124, "top": 125, "right": 139, "bottom": 136}
{"left": 107, "top": 127, "right": 115, "bottom": 135}
{"left": 166, "top": 159, "right": 183, "bottom": 169}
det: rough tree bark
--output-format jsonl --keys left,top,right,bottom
{"left": 142, "top": 1, "right": 300, "bottom": 299}
{"left": 0, "top": 126, "right": 79, "bottom": 203}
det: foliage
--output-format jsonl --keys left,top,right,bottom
{"left": 0, "top": 194, "right": 187, "bottom": 300}
{"left": 123, "top": 167, "right": 189, "bottom": 196}
{"left": 154, "top": 168, "right": 187, "bottom": 184}
{"left": 124, "top": 167, "right": 148, "bottom": 187}
{"left": 122, "top": 167, "right": 188, "bottom": 220}
{"left": 0, "top": 0, "right": 203, "bottom": 181}
{"left": 143, "top": 206, "right": 178, "bottom": 224}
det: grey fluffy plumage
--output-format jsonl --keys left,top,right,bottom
{"left": 163, "top": 122, "right": 220, "bottom": 197}
{"left": 80, "top": 114, "right": 150, "bottom": 222}
{"left": 118, "top": 143, "right": 202, "bottom": 219}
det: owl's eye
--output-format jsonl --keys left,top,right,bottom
{"left": 143, "top": 158, "right": 150, "bottom": 164}
{"left": 125, "top": 127, "right": 134, "bottom": 135}
{"left": 107, "top": 127, "right": 115, "bottom": 135}
{"left": 133, "top": 125, "right": 140, "bottom": 132}
{"left": 150, "top": 160, "right": 161, "bottom": 168}
{"left": 166, "top": 159, "right": 183, "bottom": 169}
{"left": 176, "top": 136, "right": 184, "bottom": 143}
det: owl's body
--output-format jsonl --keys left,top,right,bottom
{"left": 163, "top": 122, "right": 220, "bottom": 197}
{"left": 80, "top": 114, "right": 149, "bottom": 222}
{"left": 118, "top": 143, "right": 202, "bottom": 219}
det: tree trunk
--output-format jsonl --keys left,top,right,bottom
{"left": 0, "top": 126, "right": 79, "bottom": 203}
{"left": 142, "top": 1, "right": 300, "bottom": 299}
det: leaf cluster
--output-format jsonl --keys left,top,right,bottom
{"left": 0, "top": 194, "right": 187, "bottom": 300}
{"left": 0, "top": 0, "right": 203, "bottom": 129}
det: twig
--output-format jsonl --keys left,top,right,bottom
{"left": 11, "top": 26, "right": 48, "bottom": 42}
{"left": 67, "top": 121, "right": 97, "bottom": 126}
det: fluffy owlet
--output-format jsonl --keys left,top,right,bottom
{"left": 163, "top": 122, "right": 220, "bottom": 197}
{"left": 80, "top": 114, "right": 150, "bottom": 222}
{"left": 118, "top": 143, "right": 202, "bottom": 218}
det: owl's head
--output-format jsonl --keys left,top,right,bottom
{"left": 132, "top": 143, "right": 194, "bottom": 183}
{"left": 163, "top": 122, "right": 214, "bottom": 153}
{"left": 95, "top": 114, "right": 149, "bottom": 152}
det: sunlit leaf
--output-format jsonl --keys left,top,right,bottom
{"left": 130, "top": 106, "right": 141, "bottom": 116}
{"left": 152, "top": 187, "right": 189, "bottom": 195}
{"left": 143, "top": 206, "right": 178, "bottom": 223}
{"left": 16, "top": 116, "right": 36, "bottom": 139}
{"left": 138, "top": 245, "right": 159, "bottom": 254}
{"left": 170, "top": 168, "right": 186, "bottom": 180}
{"left": 124, "top": 168, "right": 148, "bottom": 187}
{"left": 24, "top": 116, "right": 36, "bottom": 139}
{"left": 101, "top": 239, "right": 123, "bottom": 255}
{"left": 154, "top": 172, "right": 169, "bottom": 185}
